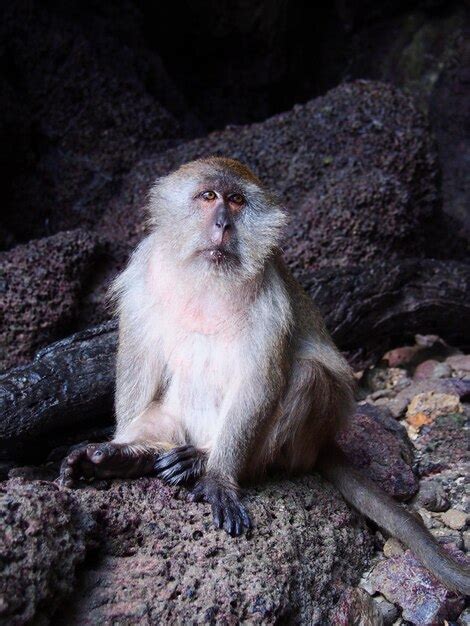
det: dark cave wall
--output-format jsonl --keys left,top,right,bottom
{"left": 0, "top": 0, "right": 468, "bottom": 249}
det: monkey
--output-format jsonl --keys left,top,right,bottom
{"left": 58, "top": 157, "right": 470, "bottom": 595}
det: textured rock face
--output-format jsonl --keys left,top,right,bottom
{"left": 0, "top": 476, "right": 374, "bottom": 625}
{"left": 338, "top": 403, "right": 418, "bottom": 500}
{"left": 95, "top": 80, "right": 439, "bottom": 274}
{"left": 0, "top": 479, "right": 91, "bottom": 624}
{"left": 370, "top": 549, "right": 466, "bottom": 626}
{"left": 0, "top": 229, "right": 104, "bottom": 370}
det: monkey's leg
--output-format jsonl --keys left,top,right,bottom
{"left": 154, "top": 445, "right": 208, "bottom": 486}
{"left": 189, "top": 474, "right": 251, "bottom": 537}
{"left": 58, "top": 405, "right": 183, "bottom": 488}
{"left": 58, "top": 441, "right": 159, "bottom": 488}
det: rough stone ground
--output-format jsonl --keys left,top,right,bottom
{"left": 357, "top": 336, "right": 470, "bottom": 625}
{"left": 1, "top": 336, "right": 469, "bottom": 625}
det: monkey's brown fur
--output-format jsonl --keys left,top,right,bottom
{"left": 59, "top": 157, "right": 469, "bottom": 594}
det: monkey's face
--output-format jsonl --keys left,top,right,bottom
{"left": 149, "top": 159, "right": 287, "bottom": 281}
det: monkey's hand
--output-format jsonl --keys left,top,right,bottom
{"left": 189, "top": 474, "right": 251, "bottom": 536}
{"left": 154, "top": 445, "right": 207, "bottom": 486}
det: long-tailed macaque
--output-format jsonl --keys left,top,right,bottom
{"left": 59, "top": 158, "right": 469, "bottom": 594}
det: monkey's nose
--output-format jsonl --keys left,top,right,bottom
{"left": 212, "top": 207, "right": 232, "bottom": 244}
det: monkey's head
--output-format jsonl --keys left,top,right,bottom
{"left": 149, "top": 157, "right": 287, "bottom": 281}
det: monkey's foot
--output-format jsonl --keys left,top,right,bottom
{"left": 154, "top": 445, "right": 207, "bottom": 486}
{"left": 57, "top": 442, "right": 156, "bottom": 488}
{"left": 189, "top": 475, "right": 251, "bottom": 536}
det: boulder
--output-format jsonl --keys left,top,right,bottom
{"left": 0, "top": 476, "right": 374, "bottom": 624}
{"left": 0, "top": 230, "right": 105, "bottom": 370}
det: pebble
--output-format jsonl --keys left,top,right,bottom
{"left": 463, "top": 530, "right": 470, "bottom": 552}
{"left": 383, "top": 538, "right": 405, "bottom": 558}
{"left": 440, "top": 509, "right": 468, "bottom": 530}
{"left": 375, "top": 596, "right": 399, "bottom": 625}
{"left": 430, "top": 527, "right": 464, "bottom": 550}
{"left": 406, "top": 392, "right": 463, "bottom": 431}
{"left": 458, "top": 607, "right": 470, "bottom": 625}
{"left": 415, "top": 481, "right": 450, "bottom": 512}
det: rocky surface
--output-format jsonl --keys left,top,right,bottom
{"left": 1, "top": 475, "right": 374, "bottom": 625}
{"left": 357, "top": 336, "right": 470, "bottom": 625}
{"left": 0, "top": 230, "right": 105, "bottom": 370}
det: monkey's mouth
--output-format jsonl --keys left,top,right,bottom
{"left": 200, "top": 246, "right": 237, "bottom": 266}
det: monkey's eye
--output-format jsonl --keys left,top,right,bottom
{"left": 201, "top": 190, "right": 217, "bottom": 201}
{"left": 229, "top": 193, "right": 245, "bottom": 206}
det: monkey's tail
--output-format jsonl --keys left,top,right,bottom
{"left": 318, "top": 446, "right": 470, "bottom": 596}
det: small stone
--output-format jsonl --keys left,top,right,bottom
{"left": 417, "top": 508, "right": 442, "bottom": 530}
{"left": 432, "top": 362, "right": 453, "bottom": 379}
{"left": 375, "top": 596, "right": 399, "bottom": 626}
{"left": 440, "top": 509, "right": 469, "bottom": 531}
{"left": 383, "top": 346, "right": 419, "bottom": 368}
{"left": 406, "top": 392, "right": 463, "bottom": 431}
{"left": 383, "top": 538, "right": 405, "bottom": 558}
{"left": 458, "top": 607, "right": 470, "bottom": 625}
{"left": 329, "top": 587, "right": 384, "bottom": 626}
{"left": 370, "top": 549, "right": 466, "bottom": 626}
{"left": 446, "top": 355, "right": 470, "bottom": 374}
{"left": 415, "top": 481, "right": 450, "bottom": 513}
{"left": 463, "top": 531, "right": 470, "bottom": 552}
{"left": 430, "top": 528, "right": 464, "bottom": 550}
{"left": 366, "top": 367, "right": 410, "bottom": 393}
{"left": 413, "top": 359, "right": 440, "bottom": 380}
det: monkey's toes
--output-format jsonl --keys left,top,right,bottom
{"left": 154, "top": 445, "right": 207, "bottom": 486}
{"left": 189, "top": 475, "right": 251, "bottom": 536}
{"left": 57, "top": 444, "right": 93, "bottom": 488}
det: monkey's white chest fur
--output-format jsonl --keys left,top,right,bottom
{"left": 161, "top": 327, "right": 240, "bottom": 447}
{"left": 149, "top": 262, "right": 244, "bottom": 448}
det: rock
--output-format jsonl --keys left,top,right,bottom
{"left": 414, "top": 413, "right": 469, "bottom": 477}
{"left": 0, "top": 229, "right": 105, "bottom": 370}
{"left": 328, "top": 587, "right": 384, "bottom": 625}
{"left": 0, "top": 476, "right": 375, "bottom": 624}
{"left": 464, "top": 531, "right": 470, "bottom": 553}
{"left": 413, "top": 359, "right": 451, "bottom": 381}
{"left": 0, "top": 479, "right": 92, "bottom": 624}
{"left": 430, "top": 528, "right": 464, "bottom": 551}
{"left": 383, "top": 538, "right": 405, "bottom": 558}
{"left": 383, "top": 346, "right": 421, "bottom": 368}
{"left": 459, "top": 607, "right": 470, "bottom": 626}
{"left": 337, "top": 403, "right": 418, "bottom": 500}
{"left": 375, "top": 596, "right": 399, "bottom": 626}
{"left": 380, "top": 378, "right": 470, "bottom": 419}
{"left": 446, "top": 355, "right": 470, "bottom": 375}
{"left": 370, "top": 549, "right": 466, "bottom": 626}
{"left": 364, "top": 367, "right": 410, "bottom": 393}
{"left": 440, "top": 509, "right": 468, "bottom": 531}
{"left": 95, "top": 80, "right": 439, "bottom": 279}
{"left": 383, "top": 335, "right": 458, "bottom": 370}
{"left": 406, "top": 392, "right": 463, "bottom": 429}
{"left": 414, "top": 480, "right": 450, "bottom": 513}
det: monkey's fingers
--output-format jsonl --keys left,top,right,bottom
{"left": 155, "top": 445, "right": 207, "bottom": 486}
{"left": 189, "top": 475, "right": 252, "bottom": 536}
{"left": 57, "top": 445, "right": 95, "bottom": 488}
{"left": 217, "top": 494, "right": 252, "bottom": 537}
